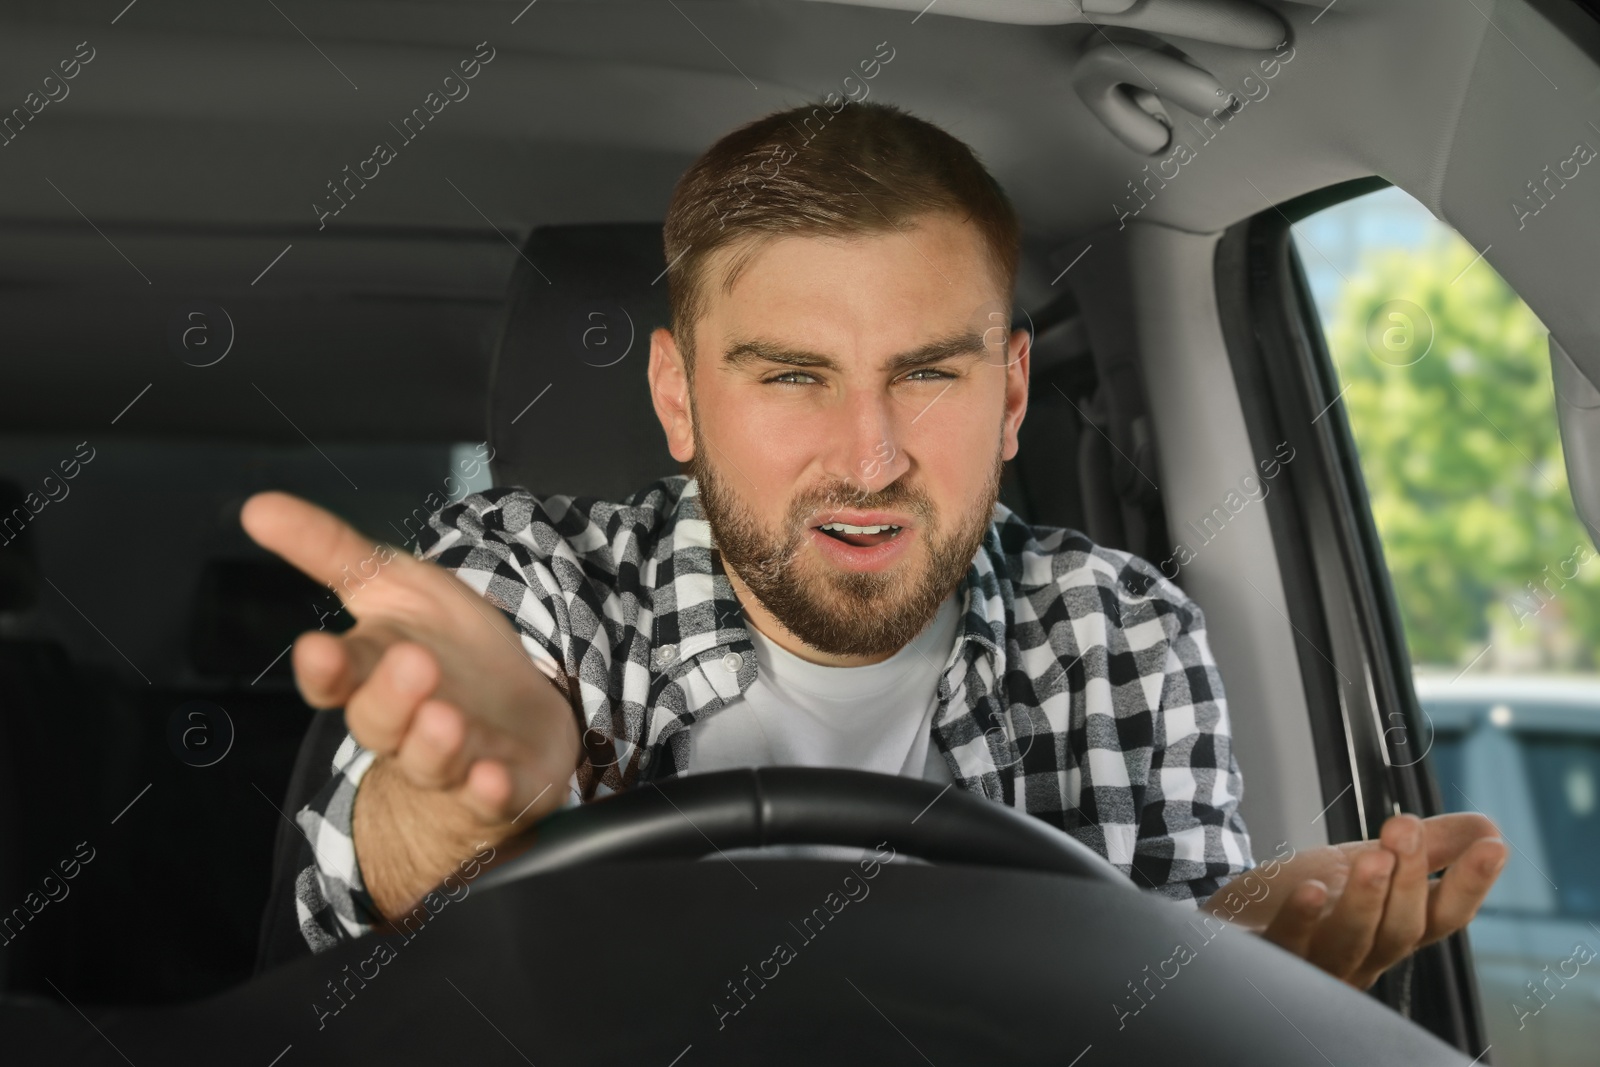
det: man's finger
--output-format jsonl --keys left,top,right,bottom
{"left": 458, "top": 752, "right": 566, "bottom": 830}
{"left": 459, "top": 758, "right": 520, "bottom": 825}
{"left": 1423, "top": 837, "right": 1509, "bottom": 945}
{"left": 293, "top": 629, "right": 389, "bottom": 710}
{"left": 290, "top": 631, "right": 348, "bottom": 709}
{"left": 344, "top": 641, "right": 441, "bottom": 754}
{"left": 1358, "top": 814, "right": 1430, "bottom": 987}
{"left": 1419, "top": 812, "right": 1501, "bottom": 873}
{"left": 393, "top": 699, "right": 475, "bottom": 790}
{"left": 1261, "top": 879, "right": 1328, "bottom": 961}
{"left": 1307, "top": 848, "right": 1395, "bottom": 981}
{"left": 240, "top": 491, "right": 404, "bottom": 606}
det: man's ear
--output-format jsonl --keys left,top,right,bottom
{"left": 1000, "top": 326, "right": 1031, "bottom": 462}
{"left": 649, "top": 327, "right": 696, "bottom": 462}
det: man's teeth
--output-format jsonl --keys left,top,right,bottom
{"left": 819, "top": 522, "right": 901, "bottom": 535}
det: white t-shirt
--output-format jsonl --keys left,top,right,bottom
{"left": 685, "top": 592, "right": 961, "bottom": 782}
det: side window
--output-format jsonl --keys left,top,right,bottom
{"left": 1292, "top": 186, "right": 1600, "bottom": 1067}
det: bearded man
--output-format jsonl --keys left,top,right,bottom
{"left": 243, "top": 100, "right": 1506, "bottom": 990}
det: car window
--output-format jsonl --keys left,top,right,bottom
{"left": 1520, "top": 733, "right": 1600, "bottom": 918}
{"left": 1292, "top": 186, "right": 1600, "bottom": 1067}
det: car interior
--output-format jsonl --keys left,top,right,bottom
{"left": 2, "top": 0, "right": 1599, "bottom": 1063}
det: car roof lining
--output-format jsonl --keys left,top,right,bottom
{"left": 1, "top": 0, "right": 1597, "bottom": 434}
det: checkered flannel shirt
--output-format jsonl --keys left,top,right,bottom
{"left": 291, "top": 475, "right": 1254, "bottom": 952}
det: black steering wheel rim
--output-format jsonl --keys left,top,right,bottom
{"left": 9, "top": 772, "right": 1480, "bottom": 1067}
{"left": 479, "top": 767, "right": 1133, "bottom": 889}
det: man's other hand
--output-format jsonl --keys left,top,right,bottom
{"left": 241, "top": 491, "right": 580, "bottom": 918}
{"left": 1203, "top": 812, "right": 1509, "bottom": 990}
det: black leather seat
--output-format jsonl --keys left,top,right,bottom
{"left": 0, "top": 481, "right": 141, "bottom": 996}
{"left": 16, "top": 554, "right": 321, "bottom": 1004}
{"left": 257, "top": 223, "right": 685, "bottom": 971}
{"left": 486, "top": 222, "right": 680, "bottom": 499}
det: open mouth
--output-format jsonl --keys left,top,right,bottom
{"left": 815, "top": 521, "right": 904, "bottom": 548}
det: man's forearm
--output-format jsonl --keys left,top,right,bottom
{"left": 351, "top": 758, "right": 526, "bottom": 921}
{"left": 345, "top": 659, "right": 583, "bottom": 921}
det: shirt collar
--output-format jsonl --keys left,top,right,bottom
{"left": 647, "top": 476, "right": 1011, "bottom": 725}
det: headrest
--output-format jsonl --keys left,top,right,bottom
{"left": 187, "top": 558, "right": 350, "bottom": 679}
{"left": 487, "top": 224, "right": 680, "bottom": 502}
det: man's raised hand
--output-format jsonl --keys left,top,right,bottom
{"left": 1205, "top": 812, "right": 1509, "bottom": 990}
{"left": 240, "top": 491, "right": 580, "bottom": 918}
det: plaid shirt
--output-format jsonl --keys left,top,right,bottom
{"left": 291, "top": 475, "right": 1253, "bottom": 952}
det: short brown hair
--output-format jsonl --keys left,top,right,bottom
{"left": 662, "top": 100, "right": 1020, "bottom": 371}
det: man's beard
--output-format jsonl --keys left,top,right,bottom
{"left": 690, "top": 423, "right": 1003, "bottom": 658}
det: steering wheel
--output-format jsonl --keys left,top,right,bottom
{"left": 478, "top": 766, "right": 1133, "bottom": 888}
{"left": 10, "top": 765, "right": 1481, "bottom": 1066}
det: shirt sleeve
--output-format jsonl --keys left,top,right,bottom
{"left": 292, "top": 734, "right": 382, "bottom": 952}
{"left": 1129, "top": 591, "right": 1255, "bottom": 906}
{"left": 290, "top": 490, "right": 584, "bottom": 953}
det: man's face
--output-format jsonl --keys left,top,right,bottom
{"left": 649, "top": 211, "right": 1029, "bottom": 663}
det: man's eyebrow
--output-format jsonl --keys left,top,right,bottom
{"left": 721, "top": 331, "right": 990, "bottom": 374}
{"left": 882, "top": 333, "right": 990, "bottom": 374}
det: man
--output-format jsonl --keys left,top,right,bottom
{"left": 243, "top": 101, "right": 1508, "bottom": 992}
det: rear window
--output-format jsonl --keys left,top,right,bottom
{"left": 1425, "top": 729, "right": 1467, "bottom": 814}
{"left": 0, "top": 436, "right": 493, "bottom": 685}
{"left": 1519, "top": 732, "right": 1600, "bottom": 918}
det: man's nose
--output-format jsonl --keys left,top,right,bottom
{"left": 825, "top": 389, "right": 908, "bottom": 494}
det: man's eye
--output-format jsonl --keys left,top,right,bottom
{"left": 903, "top": 368, "right": 955, "bottom": 382}
{"left": 765, "top": 371, "right": 817, "bottom": 386}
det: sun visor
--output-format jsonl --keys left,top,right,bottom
{"left": 797, "top": 0, "right": 1286, "bottom": 47}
